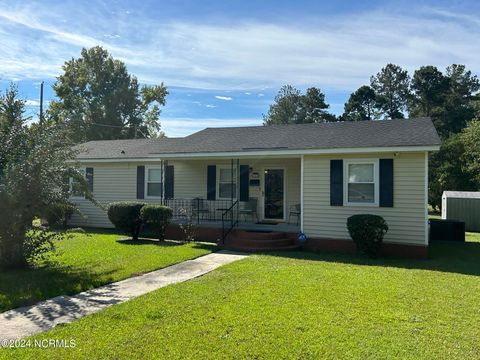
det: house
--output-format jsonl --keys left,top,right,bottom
{"left": 70, "top": 117, "right": 440, "bottom": 256}
{"left": 442, "top": 191, "right": 480, "bottom": 232}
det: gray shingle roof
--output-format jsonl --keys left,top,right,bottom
{"left": 75, "top": 117, "right": 441, "bottom": 159}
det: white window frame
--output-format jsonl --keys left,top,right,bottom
{"left": 217, "top": 165, "right": 237, "bottom": 200}
{"left": 344, "top": 159, "right": 379, "bottom": 207}
{"left": 145, "top": 166, "right": 163, "bottom": 199}
{"left": 70, "top": 167, "right": 86, "bottom": 200}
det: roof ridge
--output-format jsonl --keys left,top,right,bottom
{"left": 197, "top": 117, "right": 431, "bottom": 131}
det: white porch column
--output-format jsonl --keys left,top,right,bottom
{"left": 300, "top": 154, "right": 304, "bottom": 232}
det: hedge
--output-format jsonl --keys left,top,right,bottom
{"left": 347, "top": 214, "right": 389, "bottom": 258}
{"left": 107, "top": 202, "right": 145, "bottom": 240}
{"left": 140, "top": 205, "right": 173, "bottom": 241}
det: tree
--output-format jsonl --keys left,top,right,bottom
{"left": 263, "top": 85, "right": 302, "bottom": 125}
{"left": 0, "top": 84, "right": 26, "bottom": 135}
{"left": 460, "top": 120, "right": 480, "bottom": 185}
{"left": 342, "top": 85, "right": 377, "bottom": 121}
{"left": 49, "top": 46, "right": 168, "bottom": 143}
{"left": 428, "top": 134, "right": 475, "bottom": 209}
{"left": 263, "top": 85, "right": 334, "bottom": 125}
{"left": 300, "top": 87, "right": 336, "bottom": 123}
{"left": 428, "top": 121, "right": 480, "bottom": 209}
{"left": 370, "top": 64, "right": 411, "bottom": 119}
{"left": 439, "top": 64, "right": 480, "bottom": 137}
{"left": 409, "top": 66, "right": 449, "bottom": 118}
{"left": 0, "top": 88, "right": 89, "bottom": 268}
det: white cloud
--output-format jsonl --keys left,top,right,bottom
{"left": 257, "top": 93, "right": 265, "bottom": 97}
{"left": 215, "top": 96, "right": 233, "bottom": 101}
{"left": 103, "top": 34, "right": 121, "bottom": 39}
{"left": 0, "top": 2, "right": 479, "bottom": 93}
{"left": 205, "top": 104, "right": 216, "bottom": 108}
{"left": 25, "top": 99, "right": 40, "bottom": 106}
{"left": 244, "top": 92, "right": 251, "bottom": 95}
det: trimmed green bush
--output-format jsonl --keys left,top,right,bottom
{"left": 347, "top": 214, "right": 388, "bottom": 258}
{"left": 140, "top": 205, "right": 173, "bottom": 241}
{"left": 44, "top": 202, "right": 76, "bottom": 228}
{"left": 107, "top": 202, "right": 145, "bottom": 240}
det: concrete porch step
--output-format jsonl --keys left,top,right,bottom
{"left": 221, "top": 244, "right": 301, "bottom": 252}
{"left": 229, "top": 229, "right": 288, "bottom": 240}
{"left": 226, "top": 237, "right": 295, "bottom": 248}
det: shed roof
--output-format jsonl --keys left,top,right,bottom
{"left": 443, "top": 191, "right": 480, "bottom": 199}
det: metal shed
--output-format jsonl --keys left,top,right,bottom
{"left": 442, "top": 191, "right": 480, "bottom": 232}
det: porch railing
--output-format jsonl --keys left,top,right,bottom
{"left": 163, "top": 198, "right": 239, "bottom": 223}
{"left": 221, "top": 200, "right": 239, "bottom": 244}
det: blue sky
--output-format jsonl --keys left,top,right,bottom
{"left": 1, "top": 0, "right": 480, "bottom": 136}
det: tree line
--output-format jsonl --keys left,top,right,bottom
{"left": 263, "top": 63, "right": 480, "bottom": 209}
{"left": 264, "top": 64, "right": 479, "bottom": 136}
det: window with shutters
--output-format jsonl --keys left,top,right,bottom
{"left": 70, "top": 168, "right": 86, "bottom": 199}
{"left": 344, "top": 160, "right": 379, "bottom": 206}
{"left": 217, "top": 166, "right": 237, "bottom": 199}
{"left": 145, "top": 167, "right": 163, "bottom": 198}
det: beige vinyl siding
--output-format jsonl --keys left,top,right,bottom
{"left": 70, "top": 158, "right": 301, "bottom": 228}
{"left": 70, "top": 162, "right": 143, "bottom": 228}
{"left": 303, "top": 152, "right": 427, "bottom": 246}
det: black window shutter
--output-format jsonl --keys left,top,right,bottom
{"left": 207, "top": 165, "right": 216, "bottom": 200}
{"left": 137, "top": 166, "right": 145, "bottom": 199}
{"left": 330, "top": 160, "right": 343, "bottom": 206}
{"left": 86, "top": 167, "right": 94, "bottom": 193}
{"left": 379, "top": 159, "right": 394, "bottom": 207}
{"left": 239, "top": 165, "right": 249, "bottom": 202}
{"left": 164, "top": 165, "right": 174, "bottom": 200}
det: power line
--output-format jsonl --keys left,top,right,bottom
{"left": 89, "top": 122, "right": 126, "bottom": 128}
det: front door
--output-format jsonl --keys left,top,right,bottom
{"left": 263, "top": 168, "right": 285, "bottom": 220}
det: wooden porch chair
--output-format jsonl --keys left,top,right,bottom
{"left": 239, "top": 198, "right": 259, "bottom": 223}
{"left": 288, "top": 204, "right": 301, "bottom": 225}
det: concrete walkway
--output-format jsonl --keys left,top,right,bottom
{"left": 0, "top": 250, "right": 247, "bottom": 341}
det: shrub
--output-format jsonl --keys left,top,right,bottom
{"left": 44, "top": 202, "right": 76, "bottom": 228}
{"left": 107, "top": 202, "right": 145, "bottom": 240}
{"left": 347, "top": 214, "right": 388, "bottom": 258}
{"left": 178, "top": 208, "right": 197, "bottom": 242}
{"left": 140, "top": 205, "right": 173, "bottom": 241}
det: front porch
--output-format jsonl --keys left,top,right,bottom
{"left": 145, "top": 155, "right": 302, "bottom": 249}
{"left": 163, "top": 197, "right": 301, "bottom": 251}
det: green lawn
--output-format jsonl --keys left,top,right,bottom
{"left": 4, "top": 232, "right": 480, "bottom": 359}
{"left": 0, "top": 229, "right": 216, "bottom": 312}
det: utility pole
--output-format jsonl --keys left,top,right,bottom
{"left": 39, "top": 81, "right": 44, "bottom": 126}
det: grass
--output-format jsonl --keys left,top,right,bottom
{"left": 0, "top": 229, "right": 216, "bottom": 312}
{"left": 4, "top": 232, "right": 480, "bottom": 359}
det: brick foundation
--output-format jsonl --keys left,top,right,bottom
{"left": 303, "top": 237, "right": 428, "bottom": 259}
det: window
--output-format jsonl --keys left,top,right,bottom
{"left": 218, "top": 167, "right": 237, "bottom": 199}
{"left": 146, "top": 168, "right": 162, "bottom": 197}
{"left": 70, "top": 168, "right": 86, "bottom": 199}
{"left": 345, "top": 160, "right": 378, "bottom": 205}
